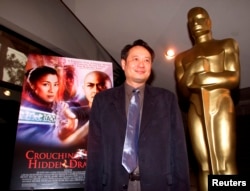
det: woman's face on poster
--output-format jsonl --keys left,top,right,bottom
{"left": 33, "top": 74, "right": 59, "bottom": 103}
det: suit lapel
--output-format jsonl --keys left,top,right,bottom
{"left": 112, "top": 84, "right": 157, "bottom": 134}
{"left": 140, "top": 85, "right": 156, "bottom": 134}
{"left": 113, "top": 85, "right": 127, "bottom": 127}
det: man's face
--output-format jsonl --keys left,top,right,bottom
{"left": 121, "top": 45, "right": 152, "bottom": 87}
{"left": 63, "top": 68, "right": 77, "bottom": 98}
{"left": 83, "top": 72, "right": 109, "bottom": 105}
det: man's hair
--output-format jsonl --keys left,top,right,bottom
{"left": 64, "top": 65, "right": 76, "bottom": 79}
{"left": 121, "top": 39, "right": 155, "bottom": 61}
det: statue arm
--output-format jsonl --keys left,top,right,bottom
{"left": 192, "top": 70, "right": 239, "bottom": 90}
{"left": 224, "top": 38, "right": 240, "bottom": 88}
{"left": 175, "top": 55, "right": 191, "bottom": 98}
{"left": 192, "top": 39, "right": 240, "bottom": 90}
{"left": 175, "top": 55, "right": 209, "bottom": 96}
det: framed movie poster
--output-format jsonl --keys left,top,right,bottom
{"left": 10, "top": 54, "right": 113, "bottom": 190}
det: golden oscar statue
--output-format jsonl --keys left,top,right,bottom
{"left": 174, "top": 7, "right": 240, "bottom": 191}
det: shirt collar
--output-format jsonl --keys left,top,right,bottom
{"left": 125, "top": 83, "right": 145, "bottom": 97}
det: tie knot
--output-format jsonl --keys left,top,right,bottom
{"left": 132, "top": 89, "right": 140, "bottom": 94}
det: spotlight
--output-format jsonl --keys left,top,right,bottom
{"left": 165, "top": 49, "right": 175, "bottom": 60}
{"left": 3, "top": 89, "right": 11, "bottom": 97}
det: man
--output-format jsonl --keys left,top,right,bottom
{"left": 62, "top": 65, "right": 85, "bottom": 105}
{"left": 85, "top": 39, "right": 190, "bottom": 191}
{"left": 174, "top": 7, "right": 240, "bottom": 191}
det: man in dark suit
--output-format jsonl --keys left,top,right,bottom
{"left": 85, "top": 39, "right": 190, "bottom": 191}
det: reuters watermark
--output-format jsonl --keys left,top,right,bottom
{"left": 208, "top": 175, "right": 249, "bottom": 191}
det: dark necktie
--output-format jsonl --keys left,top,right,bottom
{"left": 122, "top": 89, "right": 140, "bottom": 173}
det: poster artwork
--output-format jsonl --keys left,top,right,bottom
{"left": 10, "top": 54, "right": 113, "bottom": 190}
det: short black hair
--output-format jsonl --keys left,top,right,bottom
{"left": 121, "top": 39, "right": 155, "bottom": 61}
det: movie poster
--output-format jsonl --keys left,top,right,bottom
{"left": 10, "top": 54, "right": 113, "bottom": 190}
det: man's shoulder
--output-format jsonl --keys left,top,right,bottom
{"left": 146, "top": 85, "right": 175, "bottom": 96}
{"left": 95, "top": 86, "right": 123, "bottom": 98}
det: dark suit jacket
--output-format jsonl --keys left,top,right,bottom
{"left": 85, "top": 84, "right": 190, "bottom": 191}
